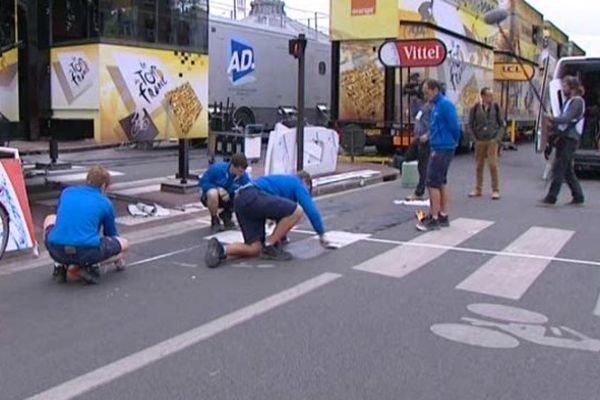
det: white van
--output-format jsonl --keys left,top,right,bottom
{"left": 549, "top": 57, "right": 600, "bottom": 172}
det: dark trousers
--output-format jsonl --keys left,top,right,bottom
{"left": 404, "top": 139, "right": 431, "bottom": 196}
{"left": 546, "top": 137, "right": 584, "bottom": 202}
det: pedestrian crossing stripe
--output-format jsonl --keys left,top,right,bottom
{"left": 456, "top": 227, "right": 575, "bottom": 300}
{"left": 352, "top": 218, "right": 494, "bottom": 279}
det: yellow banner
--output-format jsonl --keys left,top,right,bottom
{"left": 0, "top": 47, "right": 19, "bottom": 122}
{"left": 330, "top": 0, "right": 398, "bottom": 40}
{"left": 494, "top": 63, "right": 535, "bottom": 81}
{"left": 99, "top": 44, "right": 209, "bottom": 143}
{"left": 339, "top": 40, "right": 385, "bottom": 121}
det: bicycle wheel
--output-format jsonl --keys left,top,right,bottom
{"left": 0, "top": 204, "right": 9, "bottom": 261}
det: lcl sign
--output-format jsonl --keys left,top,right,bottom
{"left": 378, "top": 39, "right": 447, "bottom": 68}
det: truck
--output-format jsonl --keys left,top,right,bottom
{"left": 208, "top": 12, "right": 331, "bottom": 131}
{"left": 548, "top": 56, "right": 600, "bottom": 173}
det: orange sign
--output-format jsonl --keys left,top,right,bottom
{"left": 351, "top": 0, "right": 376, "bottom": 16}
{"left": 494, "top": 63, "right": 536, "bottom": 81}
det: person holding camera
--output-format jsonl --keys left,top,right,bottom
{"left": 404, "top": 88, "right": 432, "bottom": 201}
{"left": 540, "top": 75, "right": 586, "bottom": 206}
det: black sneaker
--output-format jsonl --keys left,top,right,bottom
{"left": 205, "top": 238, "right": 226, "bottom": 268}
{"left": 210, "top": 216, "right": 223, "bottom": 233}
{"left": 416, "top": 215, "right": 440, "bottom": 232}
{"left": 567, "top": 198, "right": 584, "bottom": 206}
{"left": 219, "top": 211, "right": 235, "bottom": 230}
{"left": 80, "top": 265, "right": 101, "bottom": 285}
{"left": 537, "top": 197, "right": 556, "bottom": 207}
{"left": 52, "top": 263, "right": 67, "bottom": 283}
{"left": 438, "top": 214, "right": 450, "bottom": 228}
{"left": 261, "top": 244, "right": 293, "bottom": 261}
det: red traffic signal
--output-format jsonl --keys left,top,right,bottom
{"left": 289, "top": 36, "right": 307, "bottom": 59}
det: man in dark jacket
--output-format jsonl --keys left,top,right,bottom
{"left": 467, "top": 87, "right": 506, "bottom": 200}
{"left": 540, "top": 75, "right": 586, "bottom": 206}
{"left": 416, "top": 79, "right": 461, "bottom": 232}
{"left": 404, "top": 92, "right": 432, "bottom": 201}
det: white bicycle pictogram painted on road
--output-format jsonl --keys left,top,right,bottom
{"left": 431, "top": 303, "right": 600, "bottom": 352}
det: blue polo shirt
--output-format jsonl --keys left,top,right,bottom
{"left": 253, "top": 175, "right": 325, "bottom": 235}
{"left": 430, "top": 93, "right": 461, "bottom": 151}
{"left": 48, "top": 186, "right": 118, "bottom": 247}
{"left": 199, "top": 161, "right": 250, "bottom": 196}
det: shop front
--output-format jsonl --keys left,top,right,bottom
{"left": 2, "top": 0, "right": 209, "bottom": 144}
{"left": 330, "top": 0, "right": 497, "bottom": 152}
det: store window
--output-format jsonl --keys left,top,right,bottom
{"left": 52, "top": 0, "right": 100, "bottom": 43}
{"left": 97, "top": 0, "right": 208, "bottom": 52}
{"left": 0, "top": 0, "right": 16, "bottom": 49}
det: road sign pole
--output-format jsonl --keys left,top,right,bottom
{"left": 297, "top": 36, "right": 306, "bottom": 171}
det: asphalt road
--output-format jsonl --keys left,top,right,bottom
{"left": 2, "top": 144, "right": 600, "bottom": 400}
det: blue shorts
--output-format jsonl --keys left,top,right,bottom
{"left": 45, "top": 225, "right": 122, "bottom": 266}
{"left": 426, "top": 150, "right": 454, "bottom": 189}
{"left": 234, "top": 187, "right": 297, "bottom": 245}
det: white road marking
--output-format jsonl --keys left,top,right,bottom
{"left": 353, "top": 218, "right": 494, "bottom": 278}
{"left": 456, "top": 227, "right": 574, "bottom": 300}
{"left": 593, "top": 293, "right": 600, "bottom": 318}
{"left": 128, "top": 245, "right": 203, "bottom": 267}
{"left": 25, "top": 273, "right": 342, "bottom": 400}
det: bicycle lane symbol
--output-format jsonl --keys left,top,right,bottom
{"left": 431, "top": 303, "right": 600, "bottom": 352}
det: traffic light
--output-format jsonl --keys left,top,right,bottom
{"left": 289, "top": 35, "right": 307, "bottom": 59}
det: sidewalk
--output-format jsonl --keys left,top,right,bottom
{"left": 2, "top": 159, "right": 399, "bottom": 267}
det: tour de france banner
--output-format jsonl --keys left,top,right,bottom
{"left": 0, "top": 47, "right": 19, "bottom": 123}
{"left": 0, "top": 158, "right": 37, "bottom": 254}
{"left": 331, "top": 0, "right": 499, "bottom": 43}
{"left": 99, "top": 44, "right": 208, "bottom": 143}
{"left": 51, "top": 44, "right": 100, "bottom": 109}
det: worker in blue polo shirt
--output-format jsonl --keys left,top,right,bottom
{"left": 200, "top": 153, "right": 251, "bottom": 232}
{"left": 205, "top": 171, "right": 330, "bottom": 268}
{"left": 43, "top": 165, "right": 129, "bottom": 284}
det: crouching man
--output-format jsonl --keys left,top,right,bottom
{"left": 200, "top": 153, "right": 251, "bottom": 232}
{"left": 43, "top": 165, "right": 129, "bottom": 284}
{"left": 205, "top": 171, "right": 329, "bottom": 268}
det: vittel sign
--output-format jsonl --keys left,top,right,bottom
{"left": 378, "top": 39, "right": 447, "bottom": 68}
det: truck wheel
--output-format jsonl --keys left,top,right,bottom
{"left": 340, "top": 124, "right": 366, "bottom": 155}
{"left": 233, "top": 107, "right": 256, "bottom": 127}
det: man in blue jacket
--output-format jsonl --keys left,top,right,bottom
{"left": 200, "top": 153, "right": 251, "bottom": 232}
{"left": 43, "top": 165, "right": 129, "bottom": 284}
{"left": 417, "top": 79, "right": 461, "bottom": 231}
{"left": 205, "top": 171, "right": 329, "bottom": 268}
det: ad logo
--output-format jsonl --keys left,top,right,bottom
{"left": 227, "top": 39, "right": 256, "bottom": 86}
{"left": 55, "top": 51, "right": 96, "bottom": 104}
{"left": 351, "top": 0, "right": 376, "bottom": 16}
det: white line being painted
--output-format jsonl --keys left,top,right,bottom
{"left": 25, "top": 273, "right": 341, "bottom": 400}
{"left": 353, "top": 218, "right": 494, "bottom": 279}
{"left": 456, "top": 227, "right": 574, "bottom": 300}
{"left": 127, "top": 244, "right": 204, "bottom": 267}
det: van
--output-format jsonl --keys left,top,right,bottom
{"left": 549, "top": 57, "right": 600, "bottom": 172}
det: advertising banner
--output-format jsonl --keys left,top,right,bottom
{"left": 330, "top": 0, "right": 398, "bottom": 41}
{"left": 339, "top": 40, "right": 385, "bottom": 122}
{"left": 0, "top": 48, "right": 19, "bottom": 122}
{"left": 494, "top": 63, "right": 535, "bottom": 81}
{"left": 0, "top": 158, "right": 36, "bottom": 254}
{"left": 51, "top": 44, "right": 100, "bottom": 109}
{"left": 99, "top": 44, "right": 208, "bottom": 143}
{"left": 379, "top": 39, "right": 447, "bottom": 68}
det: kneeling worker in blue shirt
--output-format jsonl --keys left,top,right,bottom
{"left": 200, "top": 153, "right": 251, "bottom": 232}
{"left": 43, "top": 165, "right": 129, "bottom": 284}
{"left": 205, "top": 171, "right": 329, "bottom": 268}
